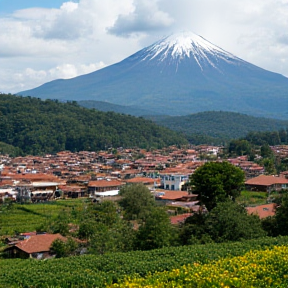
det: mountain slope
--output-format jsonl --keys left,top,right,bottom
{"left": 77, "top": 100, "right": 163, "bottom": 116}
{"left": 148, "top": 111, "right": 288, "bottom": 140}
{"left": 18, "top": 32, "right": 288, "bottom": 118}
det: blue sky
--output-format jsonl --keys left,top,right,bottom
{"left": 0, "top": 1, "right": 73, "bottom": 14}
{"left": 0, "top": 0, "right": 62, "bottom": 13}
{"left": 0, "top": 0, "right": 288, "bottom": 93}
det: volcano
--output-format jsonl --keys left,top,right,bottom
{"left": 18, "top": 31, "right": 288, "bottom": 118}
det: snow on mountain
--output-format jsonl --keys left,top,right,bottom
{"left": 141, "top": 31, "right": 241, "bottom": 71}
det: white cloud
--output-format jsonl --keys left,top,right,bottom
{"left": 109, "top": 0, "right": 174, "bottom": 37}
{"left": 48, "top": 62, "right": 106, "bottom": 79}
{"left": 1, "top": 0, "right": 288, "bottom": 94}
{"left": 1, "top": 62, "right": 107, "bottom": 93}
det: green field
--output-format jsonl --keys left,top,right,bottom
{"left": 0, "top": 199, "right": 86, "bottom": 236}
{"left": 237, "top": 190, "right": 267, "bottom": 206}
{"left": 111, "top": 245, "right": 288, "bottom": 287}
{"left": 0, "top": 236, "right": 288, "bottom": 287}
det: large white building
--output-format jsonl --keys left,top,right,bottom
{"left": 160, "top": 173, "right": 190, "bottom": 191}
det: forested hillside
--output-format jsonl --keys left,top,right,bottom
{"left": 78, "top": 100, "right": 160, "bottom": 117}
{"left": 148, "top": 111, "right": 288, "bottom": 143}
{"left": 0, "top": 94, "right": 187, "bottom": 155}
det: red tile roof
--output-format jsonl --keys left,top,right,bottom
{"left": 15, "top": 233, "right": 67, "bottom": 254}
{"left": 170, "top": 213, "right": 193, "bottom": 225}
{"left": 156, "top": 190, "right": 189, "bottom": 201}
{"left": 88, "top": 180, "right": 124, "bottom": 188}
{"left": 246, "top": 203, "right": 276, "bottom": 219}
{"left": 245, "top": 175, "right": 288, "bottom": 186}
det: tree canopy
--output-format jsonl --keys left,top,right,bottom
{"left": 135, "top": 207, "right": 174, "bottom": 250}
{"left": 179, "top": 200, "right": 266, "bottom": 244}
{"left": 0, "top": 94, "right": 187, "bottom": 155}
{"left": 190, "top": 161, "right": 245, "bottom": 211}
{"left": 119, "top": 184, "right": 156, "bottom": 221}
{"left": 149, "top": 111, "right": 288, "bottom": 145}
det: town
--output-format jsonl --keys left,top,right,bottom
{"left": 1, "top": 144, "right": 288, "bottom": 217}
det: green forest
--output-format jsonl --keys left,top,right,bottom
{"left": 0, "top": 94, "right": 187, "bottom": 156}
{"left": 148, "top": 111, "right": 288, "bottom": 144}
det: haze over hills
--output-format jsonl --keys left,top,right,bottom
{"left": 147, "top": 111, "right": 288, "bottom": 141}
{"left": 18, "top": 31, "right": 288, "bottom": 118}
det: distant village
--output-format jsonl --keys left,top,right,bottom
{"left": 2, "top": 144, "right": 288, "bottom": 260}
{"left": 1, "top": 145, "right": 288, "bottom": 219}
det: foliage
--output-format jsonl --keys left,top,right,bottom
{"left": 111, "top": 246, "right": 288, "bottom": 287}
{"left": 244, "top": 129, "right": 286, "bottom": 146}
{"left": 273, "top": 194, "right": 288, "bottom": 236}
{"left": 0, "top": 94, "right": 187, "bottom": 155}
{"left": 50, "top": 237, "right": 78, "bottom": 258}
{"left": 1, "top": 237, "right": 288, "bottom": 287}
{"left": 178, "top": 212, "right": 211, "bottom": 245}
{"left": 80, "top": 201, "right": 135, "bottom": 254}
{"left": 236, "top": 190, "right": 267, "bottom": 206}
{"left": 204, "top": 201, "right": 266, "bottom": 242}
{"left": 149, "top": 111, "right": 288, "bottom": 144}
{"left": 119, "top": 184, "right": 156, "bottom": 220}
{"left": 228, "top": 139, "right": 253, "bottom": 157}
{"left": 179, "top": 201, "right": 266, "bottom": 244}
{"left": 0, "top": 141, "right": 23, "bottom": 157}
{"left": 89, "top": 221, "right": 135, "bottom": 255}
{"left": 77, "top": 220, "right": 97, "bottom": 241}
{"left": 135, "top": 207, "right": 174, "bottom": 250}
{"left": 46, "top": 210, "right": 71, "bottom": 236}
{"left": 190, "top": 161, "right": 245, "bottom": 211}
{"left": 78, "top": 100, "right": 155, "bottom": 117}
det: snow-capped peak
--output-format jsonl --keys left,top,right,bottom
{"left": 142, "top": 31, "right": 240, "bottom": 70}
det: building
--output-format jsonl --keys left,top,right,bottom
{"left": 88, "top": 179, "right": 124, "bottom": 197}
{"left": 246, "top": 203, "right": 277, "bottom": 219}
{"left": 4, "top": 233, "right": 67, "bottom": 259}
{"left": 245, "top": 175, "right": 288, "bottom": 193}
{"left": 160, "top": 173, "right": 190, "bottom": 190}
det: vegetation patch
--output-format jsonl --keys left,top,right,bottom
{"left": 110, "top": 245, "right": 288, "bottom": 287}
{"left": 0, "top": 237, "right": 288, "bottom": 287}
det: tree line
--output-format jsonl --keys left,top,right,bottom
{"left": 149, "top": 111, "right": 288, "bottom": 145}
{"left": 0, "top": 94, "right": 187, "bottom": 156}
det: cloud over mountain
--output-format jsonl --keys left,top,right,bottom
{"left": 1, "top": 0, "right": 288, "bottom": 94}
{"left": 108, "top": 0, "right": 174, "bottom": 37}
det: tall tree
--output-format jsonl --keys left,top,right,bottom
{"left": 205, "top": 201, "right": 266, "bottom": 242}
{"left": 135, "top": 207, "right": 173, "bottom": 250}
{"left": 119, "top": 184, "right": 156, "bottom": 220}
{"left": 273, "top": 194, "right": 288, "bottom": 236}
{"left": 190, "top": 161, "right": 245, "bottom": 211}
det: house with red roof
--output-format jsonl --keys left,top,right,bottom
{"left": 88, "top": 179, "right": 125, "bottom": 196}
{"left": 246, "top": 203, "right": 276, "bottom": 219}
{"left": 4, "top": 233, "right": 67, "bottom": 259}
{"left": 245, "top": 175, "right": 288, "bottom": 193}
{"left": 170, "top": 213, "right": 193, "bottom": 225}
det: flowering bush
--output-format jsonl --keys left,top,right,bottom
{"left": 110, "top": 246, "right": 288, "bottom": 287}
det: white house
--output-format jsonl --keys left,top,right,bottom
{"left": 160, "top": 173, "right": 190, "bottom": 190}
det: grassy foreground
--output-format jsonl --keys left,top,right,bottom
{"left": 110, "top": 246, "right": 288, "bottom": 287}
{"left": 1, "top": 237, "right": 288, "bottom": 287}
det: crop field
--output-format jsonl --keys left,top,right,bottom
{"left": 0, "top": 236, "right": 288, "bottom": 287}
{"left": 111, "top": 245, "right": 288, "bottom": 287}
{"left": 0, "top": 199, "right": 86, "bottom": 236}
